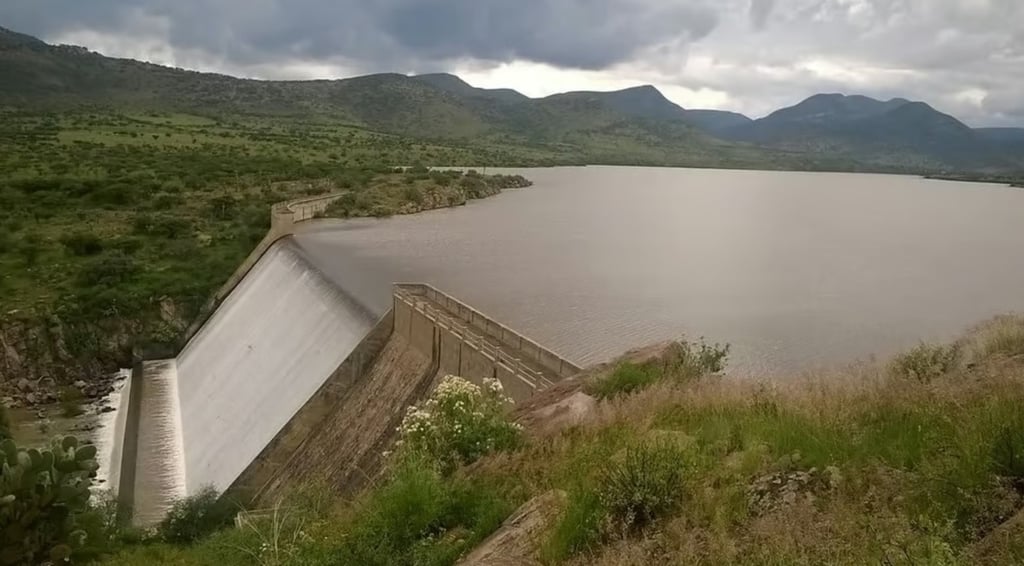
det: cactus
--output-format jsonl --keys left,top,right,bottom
{"left": 0, "top": 435, "right": 98, "bottom": 565}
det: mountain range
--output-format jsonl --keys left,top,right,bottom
{"left": 1, "top": 26, "right": 1021, "bottom": 173}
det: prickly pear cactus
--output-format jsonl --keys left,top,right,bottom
{"left": 0, "top": 435, "right": 98, "bottom": 565}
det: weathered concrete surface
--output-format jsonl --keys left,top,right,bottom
{"left": 394, "top": 284, "right": 582, "bottom": 401}
{"left": 399, "top": 284, "right": 583, "bottom": 379}
{"left": 252, "top": 333, "right": 436, "bottom": 504}
{"left": 229, "top": 310, "right": 394, "bottom": 501}
{"left": 457, "top": 490, "right": 568, "bottom": 566}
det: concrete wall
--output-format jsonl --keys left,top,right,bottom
{"left": 180, "top": 192, "right": 346, "bottom": 345}
{"left": 396, "top": 284, "right": 583, "bottom": 379}
{"left": 393, "top": 286, "right": 581, "bottom": 401}
{"left": 228, "top": 309, "right": 394, "bottom": 502}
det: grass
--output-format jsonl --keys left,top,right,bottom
{"left": 101, "top": 316, "right": 1024, "bottom": 565}
{"left": 0, "top": 109, "right": 544, "bottom": 392}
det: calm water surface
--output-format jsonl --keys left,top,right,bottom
{"left": 294, "top": 166, "right": 1024, "bottom": 376}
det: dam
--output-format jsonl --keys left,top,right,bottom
{"left": 108, "top": 194, "right": 583, "bottom": 524}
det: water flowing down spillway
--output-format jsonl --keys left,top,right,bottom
{"left": 172, "top": 239, "right": 376, "bottom": 494}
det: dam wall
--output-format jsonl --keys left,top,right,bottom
{"left": 116, "top": 190, "right": 586, "bottom": 520}
{"left": 175, "top": 239, "right": 375, "bottom": 495}
{"left": 395, "top": 284, "right": 582, "bottom": 400}
{"left": 182, "top": 192, "right": 347, "bottom": 344}
{"left": 228, "top": 308, "right": 396, "bottom": 501}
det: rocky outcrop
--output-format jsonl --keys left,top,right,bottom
{"left": 457, "top": 490, "right": 568, "bottom": 566}
{"left": 0, "top": 300, "right": 186, "bottom": 407}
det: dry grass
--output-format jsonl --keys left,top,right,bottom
{"left": 474, "top": 316, "right": 1024, "bottom": 565}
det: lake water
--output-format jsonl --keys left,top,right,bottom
{"left": 293, "top": 166, "right": 1024, "bottom": 376}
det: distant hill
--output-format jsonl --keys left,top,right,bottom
{"left": 0, "top": 26, "right": 1020, "bottom": 173}
{"left": 714, "top": 93, "right": 1022, "bottom": 171}
{"left": 682, "top": 109, "right": 753, "bottom": 137}
{"left": 412, "top": 73, "right": 529, "bottom": 105}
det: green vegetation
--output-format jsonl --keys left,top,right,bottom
{"left": 322, "top": 168, "right": 531, "bottom": 219}
{"left": 0, "top": 108, "right": 539, "bottom": 393}
{"left": 0, "top": 436, "right": 100, "bottom": 564}
{"left": 156, "top": 487, "right": 239, "bottom": 545}
{"left": 589, "top": 339, "right": 729, "bottom": 399}
{"left": 104, "top": 317, "right": 1024, "bottom": 565}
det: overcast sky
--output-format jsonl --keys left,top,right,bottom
{"left": 3, "top": 0, "right": 1023, "bottom": 126}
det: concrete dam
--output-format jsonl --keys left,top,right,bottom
{"left": 107, "top": 198, "right": 583, "bottom": 524}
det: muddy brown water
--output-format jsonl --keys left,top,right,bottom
{"left": 293, "top": 166, "right": 1024, "bottom": 377}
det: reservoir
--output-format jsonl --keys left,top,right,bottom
{"left": 293, "top": 166, "right": 1024, "bottom": 376}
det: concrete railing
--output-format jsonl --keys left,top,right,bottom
{"left": 395, "top": 283, "right": 583, "bottom": 379}
{"left": 181, "top": 191, "right": 348, "bottom": 345}
{"left": 394, "top": 288, "right": 552, "bottom": 391}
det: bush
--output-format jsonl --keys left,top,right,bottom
{"left": 991, "top": 415, "right": 1024, "bottom": 485}
{"left": 59, "top": 232, "right": 104, "bottom": 256}
{"left": 590, "top": 339, "right": 729, "bottom": 399}
{"left": 890, "top": 343, "right": 960, "bottom": 383}
{"left": 0, "top": 436, "right": 100, "bottom": 564}
{"left": 157, "top": 486, "right": 238, "bottom": 544}
{"left": 396, "top": 376, "right": 522, "bottom": 474}
{"left": 330, "top": 454, "right": 512, "bottom": 566}
{"left": 598, "top": 442, "right": 687, "bottom": 532}
{"left": 591, "top": 363, "right": 660, "bottom": 399}
{"left": 76, "top": 253, "right": 138, "bottom": 286}
{"left": 979, "top": 319, "right": 1024, "bottom": 360}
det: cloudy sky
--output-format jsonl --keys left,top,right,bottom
{"left": 2, "top": 0, "right": 1023, "bottom": 126}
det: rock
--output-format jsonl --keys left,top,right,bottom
{"left": 39, "top": 377, "right": 56, "bottom": 390}
{"left": 35, "top": 410, "right": 46, "bottom": 419}
{"left": 523, "top": 392, "right": 597, "bottom": 437}
{"left": 457, "top": 490, "right": 567, "bottom": 566}
{"left": 17, "top": 378, "right": 34, "bottom": 392}
{"left": 24, "top": 392, "right": 37, "bottom": 405}
{"left": 74, "top": 380, "right": 87, "bottom": 390}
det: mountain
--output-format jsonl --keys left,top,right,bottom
{"left": 718, "top": 94, "right": 1022, "bottom": 171}
{"left": 0, "top": 26, "right": 1019, "bottom": 173}
{"left": 412, "top": 73, "right": 529, "bottom": 104}
{"left": 545, "top": 85, "right": 688, "bottom": 121}
{"left": 682, "top": 109, "right": 753, "bottom": 136}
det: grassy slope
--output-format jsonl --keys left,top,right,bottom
{"left": 0, "top": 109, "right": 543, "bottom": 384}
{"left": 106, "top": 317, "right": 1024, "bottom": 565}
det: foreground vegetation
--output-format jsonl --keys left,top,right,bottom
{"left": 93, "top": 316, "right": 1024, "bottom": 565}
{"left": 0, "top": 109, "right": 534, "bottom": 396}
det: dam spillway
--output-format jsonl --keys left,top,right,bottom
{"left": 116, "top": 229, "right": 582, "bottom": 524}
{"left": 175, "top": 240, "right": 376, "bottom": 494}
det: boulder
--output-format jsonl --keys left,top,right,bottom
{"left": 457, "top": 490, "right": 567, "bottom": 566}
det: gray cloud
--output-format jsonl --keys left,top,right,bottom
{"left": 0, "top": 0, "right": 719, "bottom": 70}
{"left": 1, "top": 0, "right": 1023, "bottom": 126}
{"left": 749, "top": 0, "right": 775, "bottom": 30}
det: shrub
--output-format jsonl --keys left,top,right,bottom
{"left": 0, "top": 436, "right": 99, "bottom": 564}
{"left": 542, "top": 490, "right": 605, "bottom": 562}
{"left": 980, "top": 319, "right": 1024, "bottom": 360}
{"left": 661, "top": 339, "right": 730, "bottom": 378}
{"left": 402, "top": 185, "right": 424, "bottom": 205}
{"left": 890, "top": 343, "right": 960, "bottom": 383}
{"left": 59, "top": 232, "right": 104, "bottom": 256}
{"left": 598, "top": 442, "right": 687, "bottom": 532}
{"left": 590, "top": 363, "right": 659, "bottom": 399}
{"left": 330, "top": 454, "right": 512, "bottom": 566}
{"left": 396, "top": 376, "right": 522, "bottom": 474}
{"left": 991, "top": 415, "right": 1024, "bottom": 485}
{"left": 590, "top": 339, "right": 729, "bottom": 399}
{"left": 157, "top": 486, "right": 238, "bottom": 544}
